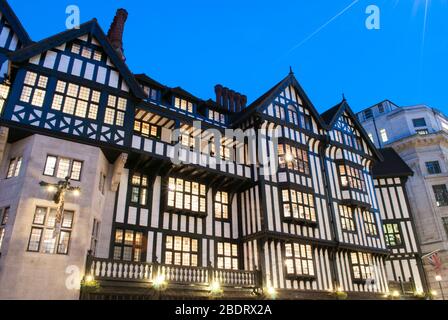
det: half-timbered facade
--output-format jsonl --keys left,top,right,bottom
{"left": 0, "top": 0, "right": 427, "bottom": 300}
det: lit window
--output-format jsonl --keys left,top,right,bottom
{"left": 350, "top": 252, "right": 373, "bottom": 281}
{"left": 285, "top": 243, "right": 315, "bottom": 277}
{"left": 179, "top": 125, "right": 196, "bottom": 150}
{"left": 215, "top": 191, "right": 229, "bottom": 220}
{"left": 20, "top": 71, "right": 48, "bottom": 107}
{"left": 130, "top": 173, "right": 148, "bottom": 206}
{"left": 217, "top": 242, "right": 238, "bottom": 270}
{"left": 363, "top": 211, "right": 378, "bottom": 237}
{"left": 278, "top": 144, "right": 310, "bottom": 175}
{"left": 6, "top": 157, "right": 22, "bottom": 179}
{"left": 208, "top": 110, "right": 226, "bottom": 124}
{"left": 433, "top": 185, "right": 448, "bottom": 207}
{"left": 71, "top": 43, "right": 81, "bottom": 55}
{"left": 282, "top": 189, "right": 316, "bottom": 223}
{"left": 174, "top": 97, "right": 193, "bottom": 113}
{"left": 340, "top": 205, "right": 356, "bottom": 232}
{"left": 167, "top": 177, "right": 206, "bottom": 214}
{"left": 338, "top": 164, "right": 366, "bottom": 192}
{"left": 52, "top": 80, "right": 100, "bottom": 120}
{"left": 0, "top": 84, "right": 10, "bottom": 114}
{"left": 380, "top": 129, "right": 388, "bottom": 143}
{"left": 43, "top": 155, "right": 83, "bottom": 181}
{"left": 27, "top": 207, "right": 74, "bottom": 255}
{"left": 105, "top": 95, "right": 127, "bottom": 126}
{"left": 142, "top": 86, "right": 158, "bottom": 101}
{"left": 113, "top": 229, "right": 144, "bottom": 262}
{"left": 165, "top": 235, "right": 198, "bottom": 267}
{"left": 134, "top": 120, "right": 160, "bottom": 139}
{"left": 383, "top": 224, "right": 402, "bottom": 247}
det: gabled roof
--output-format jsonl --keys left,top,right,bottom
{"left": 8, "top": 19, "right": 145, "bottom": 99}
{"left": 0, "top": 0, "right": 32, "bottom": 47}
{"left": 372, "top": 148, "right": 413, "bottom": 178}
{"left": 233, "top": 72, "right": 326, "bottom": 128}
{"left": 320, "top": 99, "right": 383, "bottom": 161}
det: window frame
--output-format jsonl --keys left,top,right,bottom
{"left": 133, "top": 119, "right": 161, "bottom": 139}
{"left": 43, "top": 155, "right": 84, "bottom": 181}
{"left": 0, "top": 207, "right": 10, "bottom": 252}
{"left": 383, "top": 223, "right": 403, "bottom": 248}
{"left": 284, "top": 242, "right": 316, "bottom": 280}
{"left": 433, "top": 185, "right": 448, "bottom": 207}
{"left": 6, "top": 157, "right": 22, "bottom": 179}
{"left": 163, "top": 235, "right": 199, "bottom": 267}
{"left": 339, "top": 205, "right": 357, "bottom": 233}
{"left": 104, "top": 95, "right": 127, "bottom": 127}
{"left": 166, "top": 177, "right": 207, "bottom": 216}
{"left": 412, "top": 118, "right": 427, "bottom": 128}
{"left": 216, "top": 242, "right": 239, "bottom": 270}
{"left": 363, "top": 211, "right": 379, "bottom": 238}
{"left": 26, "top": 206, "right": 74, "bottom": 255}
{"left": 277, "top": 143, "right": 310, "bottom": 176}
{"left": 214, "top": 191, "right": 230, "bottom": 220}
{"left": 113, "top": 228, "right": 145, "bottom": 262}
{"left": 337, "top": 161, "right": 367, "bottom": 193}
{"left": 350, "top": 251, "right": 374, "bottom": 283}
{"left": 20, "top": 71, "right": 48, "bottom": 107}
{"left": 281, "top": 188, "right": 317, "bottom": 226}
{"left": 426, "top": 161, "right": 442, "bottom": 175}
{"left": 130, "top": 173, "right": 148, "bottom": 206}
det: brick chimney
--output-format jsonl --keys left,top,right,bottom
{"left": 215, "top": 84, "right": 247, "bottom": 112}
{"left": 107, "top": 9, "right": 128, "bottom": 60}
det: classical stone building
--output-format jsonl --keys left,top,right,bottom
{"left": 0, "top": 0, "right": 428, "bottom": 300}
{"left": 358, "top": 100, "right": 448, "bottom": 299}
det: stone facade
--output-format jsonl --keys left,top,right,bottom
{"left": 358, "top": 101, "right": 448, "bottom": 299}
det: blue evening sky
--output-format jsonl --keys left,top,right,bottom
{"left": 9, "top": 0, "right": 448, "bottom": 114}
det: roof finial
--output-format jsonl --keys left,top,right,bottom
{"left": 342, "top": 93, "right": 346, "bottom": 101}
{"left": 289, "top": 66, "right": 294, "bottom": 75}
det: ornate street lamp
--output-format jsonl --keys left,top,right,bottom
{"left": 39, "top": 177, "right": 81, "bottom": 238}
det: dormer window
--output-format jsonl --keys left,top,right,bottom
{"left": 209, "top": 110, "right": 226, "bottom": 124}
{"left": 174, "top": 97, "right": 193, "bottom": 113}
{"left": 143, "top": 86, "right": 158, "bottom": 101}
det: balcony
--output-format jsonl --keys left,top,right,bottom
{"left": 82, "top": 254, "right": 262, "bottom": 300}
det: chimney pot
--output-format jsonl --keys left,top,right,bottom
{"left": 215, "top": 85, "right": 223, "bottom": 106}
{"left": 107, "top": 8, "right": 129, "bottom": 60}
{"left": 241, "top": 95, "right": 248, "bottom": 109}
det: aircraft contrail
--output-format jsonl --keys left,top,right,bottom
{"left": 282, "top": 0, "right": 360, "bottom": 58}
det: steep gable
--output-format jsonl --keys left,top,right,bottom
{"left": 234, "top": 72, "right": 325, "bottom": 132}
{"left": 8, "top": 20, "right": 145, "bottom": 99}
{"left": 323, "top": 100, "right": 382, "bottom": 160}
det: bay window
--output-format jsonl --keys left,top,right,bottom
{"left": 285, "top": 243, "right": 315, "bottom": 277}
{"left": 167, "top": 178, "right": 206, "bottom": 214}
{"left": 278, "top": 144, "right": 310, "bottom": 175}
{"left": 217, "top": 242, "right": 238, "bottom": 270}
{"left": 52, "top": 81, "right": 100, "bottom": 120}
{"left": 165, "top": 235, "right": 198, "bottom": 267}
{"left": 338, "top": 163, "right": 366, "bottom": 192}
{"left": 350, "top": 252, "right": 373, "bottom": 281}
{"left": 20, "top": 71, "right": 48, "bottom": 107}
{"left": 113, "top": 229, "right": 144, "bottom": 262}
{"left": 363, "top": 211, "right": 378, "bottom": 237}
{"left": 340, "top": 205, "right": 356, "bottom": 232}
{"left": 27, "top": 207, "right": 73, "bottom": 255}
{"left": 282, "top": 189, "right": 316, "bottom": 223}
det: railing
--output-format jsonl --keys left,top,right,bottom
{"left": 85, "top": 253, "right": 261, "bottom": 289}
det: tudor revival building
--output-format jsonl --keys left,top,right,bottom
{"left": 0, "top": 1, "right": 427, "bottom": 300}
